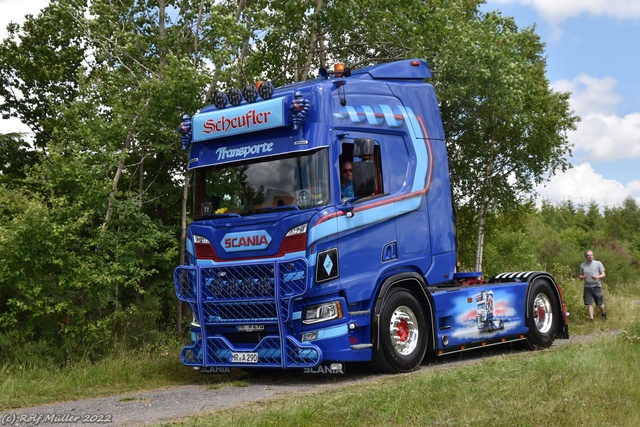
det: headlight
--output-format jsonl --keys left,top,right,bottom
{"left": 303, "top": 301, "right": 343, "bottom": 325}
{"left": 286, "top": 223, "right": 307, "bottom": 236}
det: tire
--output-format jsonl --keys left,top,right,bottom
{"left": 371, "top": 288, "right": 428, "bottom": 373}
{"left": 525, "top": 279, "right": 559, "bottom": 349}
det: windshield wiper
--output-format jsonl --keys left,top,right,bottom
{"left": 255, "top": 205, "right": 301, "bottom": 213}
{"left": 197, "top": 213, "right": 242, "bottom": 220}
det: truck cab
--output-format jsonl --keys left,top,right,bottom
{"left": 175, "top": 59, "right": 568, "bottom": 374}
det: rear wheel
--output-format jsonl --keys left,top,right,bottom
{"left": 525, "top": 279, "right": 559, "bottom": 349}
{"left": 371, "top": 288, "right": 427, "bottom": 373}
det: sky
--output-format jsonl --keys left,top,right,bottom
{"left": 482, "top": 0, "right": 640, "bottom": 208}
{"left": 1, "top": 0, "right": 639, "bottom": 209}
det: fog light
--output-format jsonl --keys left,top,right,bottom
{"left": 301, "top": 331, "right": 318, "bottom": 342}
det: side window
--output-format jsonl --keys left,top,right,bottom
{"left": 339, "top": 140, "right": 383, "bottom": 200}
{"left": 378, "top": 134, "right": 411, "bottom": 195}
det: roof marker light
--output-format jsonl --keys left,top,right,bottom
{"left": 227, "top": 88, "right": 242, "bottom": 106}
{"left": 243, "top": 84, "right": 258, "bottom": 103}
{"left": 257, "top": 81, "right": 274, "bottom": 100}
{"left": 212, "top": 90, "right": 227, "bottom": 109}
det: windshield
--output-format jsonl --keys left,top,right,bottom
{"left": 192, "top": 148, "right": 330, "bottom": 218}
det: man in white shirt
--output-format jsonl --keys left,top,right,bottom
{"left": 579, "top": 250, "right": 607, "bottom": 321}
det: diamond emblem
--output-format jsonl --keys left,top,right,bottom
{"left": 323, "top": 255, "right": 334, "bottom": 275}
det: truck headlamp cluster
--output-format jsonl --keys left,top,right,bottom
{"left": 209, "top": 82, "right": 275, "bottom": 111}
{"left": 303, "top": 301, "right": 343, "bottom": 325}
{"left": 193, "top": 235, "right": 216, "bottom": 260}
{"left": 285, "top": 223, "right": 307, "bottom": 237}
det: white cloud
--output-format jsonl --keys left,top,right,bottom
{"left": 0, "top": 1, "right": 49, "bottom": 135}
{"left": 536, "top": 163, "right": 640, "bottom": 207}
{"left": 0, "top": 0, "right": 50, "bottom": 40}
{"left": 628, "top": 180, "right": 640, "bottom": 199}
{"left": 490, "top": 0, "right": 640, "bottom": 23}
{"left": 537, "top": 75, "right": 640, "bottom": 207}
{"left": 553, "top": 75, "right": 620, "bottom": 116}
{"left": 570, "top": 113, "right": 640, "bottom": 162}
{"left": 0, "top": 116, "right": 31, "bottom": 135}
{"left": 552, "top": 75, "right": 640, "bottom": 162}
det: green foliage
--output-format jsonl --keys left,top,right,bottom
{"left": 0, "top": 0, "right": 88, "bottom": 149}
{"left": 0, "top": 0, "right": 199, "bottom": 358}
{"left": 475, "top": 201, "right": 640, "bottom": 292}
{"left": 0, "top": 183, "right": 176, "bottom": 356}
{"left": 604, "top": 197, "right": 640, "bottom": 252}
{"left": 0, "top": 133, "right": 39, "bottom": 187}
{"left": 482, "top": 228, "right": 543, "bottom": 275}
{"left": 437, "top": 12, "right": 577, "bottom": 212}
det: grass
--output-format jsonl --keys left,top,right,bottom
{"left": 0, "top": 343, "right": 251, "bottom": 410}
{"left": 161, "top": 314, "right": 640, "bottom": 427}
{"left": 2, "top": 285, "right": 639, "bottom": 426}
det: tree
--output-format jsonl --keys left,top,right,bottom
{"left": 0, "top": 0, "right": 201, "bottom": 350}
{"left": 435, "top": 12, "right": 578, "bottom": 271}
{"left": 0, "top": 133, "right": 38, "bottom": 187}
{"left": 604, "top": 197, "right": 640, "bottom": 251}
{"left": 0, "top": 0, "right": 87, "bottom": 150}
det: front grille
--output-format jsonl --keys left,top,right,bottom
{"left": 174, "top": 258, "right": 319, "bottom": 368}
{"left": 175, "top": 267, "right": 276, "bottom": 322}
{"left": 175, "top": 259, "right": 309, "bottom": 324}
{"left": 202, "top": 300, "right": 277, "bottom": 323}
{"left": 202, "top": 264, "right": 276, "bottom": 300}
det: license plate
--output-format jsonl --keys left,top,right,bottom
{"left": 237, "top": 324, "right": 265, "bottom": 332}
{"left": 231, "top": 352, "right": 259, "bottom": 363}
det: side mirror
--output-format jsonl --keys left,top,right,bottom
{"left": 353, "top": 138, "right": 374, "bottom": 157}
{"left": 352, "top": 161, "right": 376, "bottom": 197}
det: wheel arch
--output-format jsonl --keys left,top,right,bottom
{"left": 524, "top": 273, "right": 560, "bottom": 314}
{"left": 371, "top": 272, "right": 436, "bottom": 353}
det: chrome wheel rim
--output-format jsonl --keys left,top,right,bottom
{"left": 533, "top": 293, "right": 553, "bottom": 334}
{"left": 389, "top": 305, "right": 419, "bottom": 355}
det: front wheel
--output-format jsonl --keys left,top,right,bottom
{"left": 525, "top": 279, "right": 559, "bottom": 349}
{"left": 371, "top": 288, "right": 428, "bottom": 373}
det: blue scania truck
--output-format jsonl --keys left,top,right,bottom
{"left": 174, "top": 59, "right": 569, "bottom": 373}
